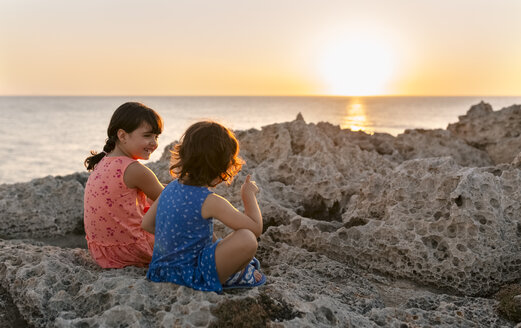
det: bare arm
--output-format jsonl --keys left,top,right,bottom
{"left": 124, "top": 162, "right": 164, "bottom": 201}
{"left": 202, "top": 175, "right": 263, "bottom": 237}
{"left": 142, "top": 197, "right": 159, "bottom": 234}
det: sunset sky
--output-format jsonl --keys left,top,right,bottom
{"left": 1, "top": 0, "right": 520, "bottom": 96}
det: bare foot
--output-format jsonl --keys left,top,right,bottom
{"left": 253, "top": 269, "right": 263, "bottom": 282}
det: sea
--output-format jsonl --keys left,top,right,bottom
{"left": 1, "top": 96, "right": 520, "bottom": 185}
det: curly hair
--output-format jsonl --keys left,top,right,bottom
{"left": 170, "top": 121, "right": 244, "bottom": 187}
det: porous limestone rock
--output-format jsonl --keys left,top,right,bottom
{"left": 0, "top": 173, "right": 87, "bottom": 239}
{"left": 448, "top": 102, "right": 521, "bottom": 164}
{"left": 0, "top": 239, "right": 511, "bottom": 327}
{"left": 2, "top": 103, "right": 521, "bottom": 327}
{"left": 267, "top": 156, "right": 521, "bottom": 295}
{"left": 0, "top": 285, "right": 28, "bottom": 327}
{"left": 316, "top": 122, "right": 493, "bottom": 167}
{"left": 232, "top": 118, "right": 396, "bottom": 224}
{"left": 316, "top": 122, "right": 397, "bottom": 157}
{"left": 393, "top": 129, "right": 493, "bottom": 167}
{"left": 0, "top": 240, "right": 220, "bottom": 327}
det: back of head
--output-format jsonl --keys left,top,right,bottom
{"left": 84, "top": 102, "right": 163, "bottom": 171}
{"left": 170, "top": 121, "right": 243, "bottom": 187}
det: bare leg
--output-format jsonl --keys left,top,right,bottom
{"left": 214, "top": 229, "right": 262, "bottom": 284}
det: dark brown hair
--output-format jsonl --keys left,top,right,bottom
{"left": 84, "top": 102, "right": 163, "bottom": 171}
{"left": 170, "top": 121, "right": 243, "bottom": 187}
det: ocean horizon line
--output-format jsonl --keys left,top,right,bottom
{"left": 2, "top": 95, "right": 521, "bottom": 184}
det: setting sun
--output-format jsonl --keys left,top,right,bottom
{"left": 318, "top": 37, "right": 396, "bottom": 96}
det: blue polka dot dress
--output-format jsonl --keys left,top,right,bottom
{"left": 146, "top": 180, "right": 222, "bottom": 292}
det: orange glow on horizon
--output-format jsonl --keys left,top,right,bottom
{"left": 1, "top": 1, "right": 520, "bottom": 97}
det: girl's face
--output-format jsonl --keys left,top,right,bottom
{"left": 118, "top": 122, "right": 159, "bottom": 160}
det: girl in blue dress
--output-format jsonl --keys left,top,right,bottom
{"left": 142, "top": 121, "right": 266, "bottom": 292}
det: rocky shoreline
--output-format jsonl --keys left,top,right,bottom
{"left": 2, "top": 102, "right": 521, "bottom": 327}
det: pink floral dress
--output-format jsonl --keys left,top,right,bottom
{"left": 84, "top": 156, "right": 154, "bottom": 268}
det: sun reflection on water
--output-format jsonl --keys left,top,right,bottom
{"left": 341, "top": 100, "right": 374, "bottom": 134}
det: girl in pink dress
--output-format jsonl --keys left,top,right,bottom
{"left": 83, "top": 102, "right": 164, "bottom": 268}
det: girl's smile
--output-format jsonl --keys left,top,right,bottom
{"left": 117, "top": 123, "right": 159, "bottom": 160}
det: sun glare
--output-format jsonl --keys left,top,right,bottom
{"left": 318, "top": 37, "right": 395, "bottom": 96}
{"left": 341, "top": 100, "right": 374, "bottom": 134}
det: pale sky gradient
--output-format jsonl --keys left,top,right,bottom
{"left": 1, "top": 0, "right": 520, "bottom": 96}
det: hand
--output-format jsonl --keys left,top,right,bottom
{"left": 241, "top": 174, "right": 259, "bottom": 197}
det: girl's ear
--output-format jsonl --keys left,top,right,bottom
{"left": 117, "top": 129, "right": 127, "bottom": 144}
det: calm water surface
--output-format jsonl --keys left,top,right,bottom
{"left": 1, "top": 96, "right": 520, "bottom": 184}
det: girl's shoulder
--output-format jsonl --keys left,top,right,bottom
{"left": 123, "top": 161, "right": 162, "bottom": 198}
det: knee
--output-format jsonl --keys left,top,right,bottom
{"left": 236, "top": 229, "right": 258, "bottom": 254}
